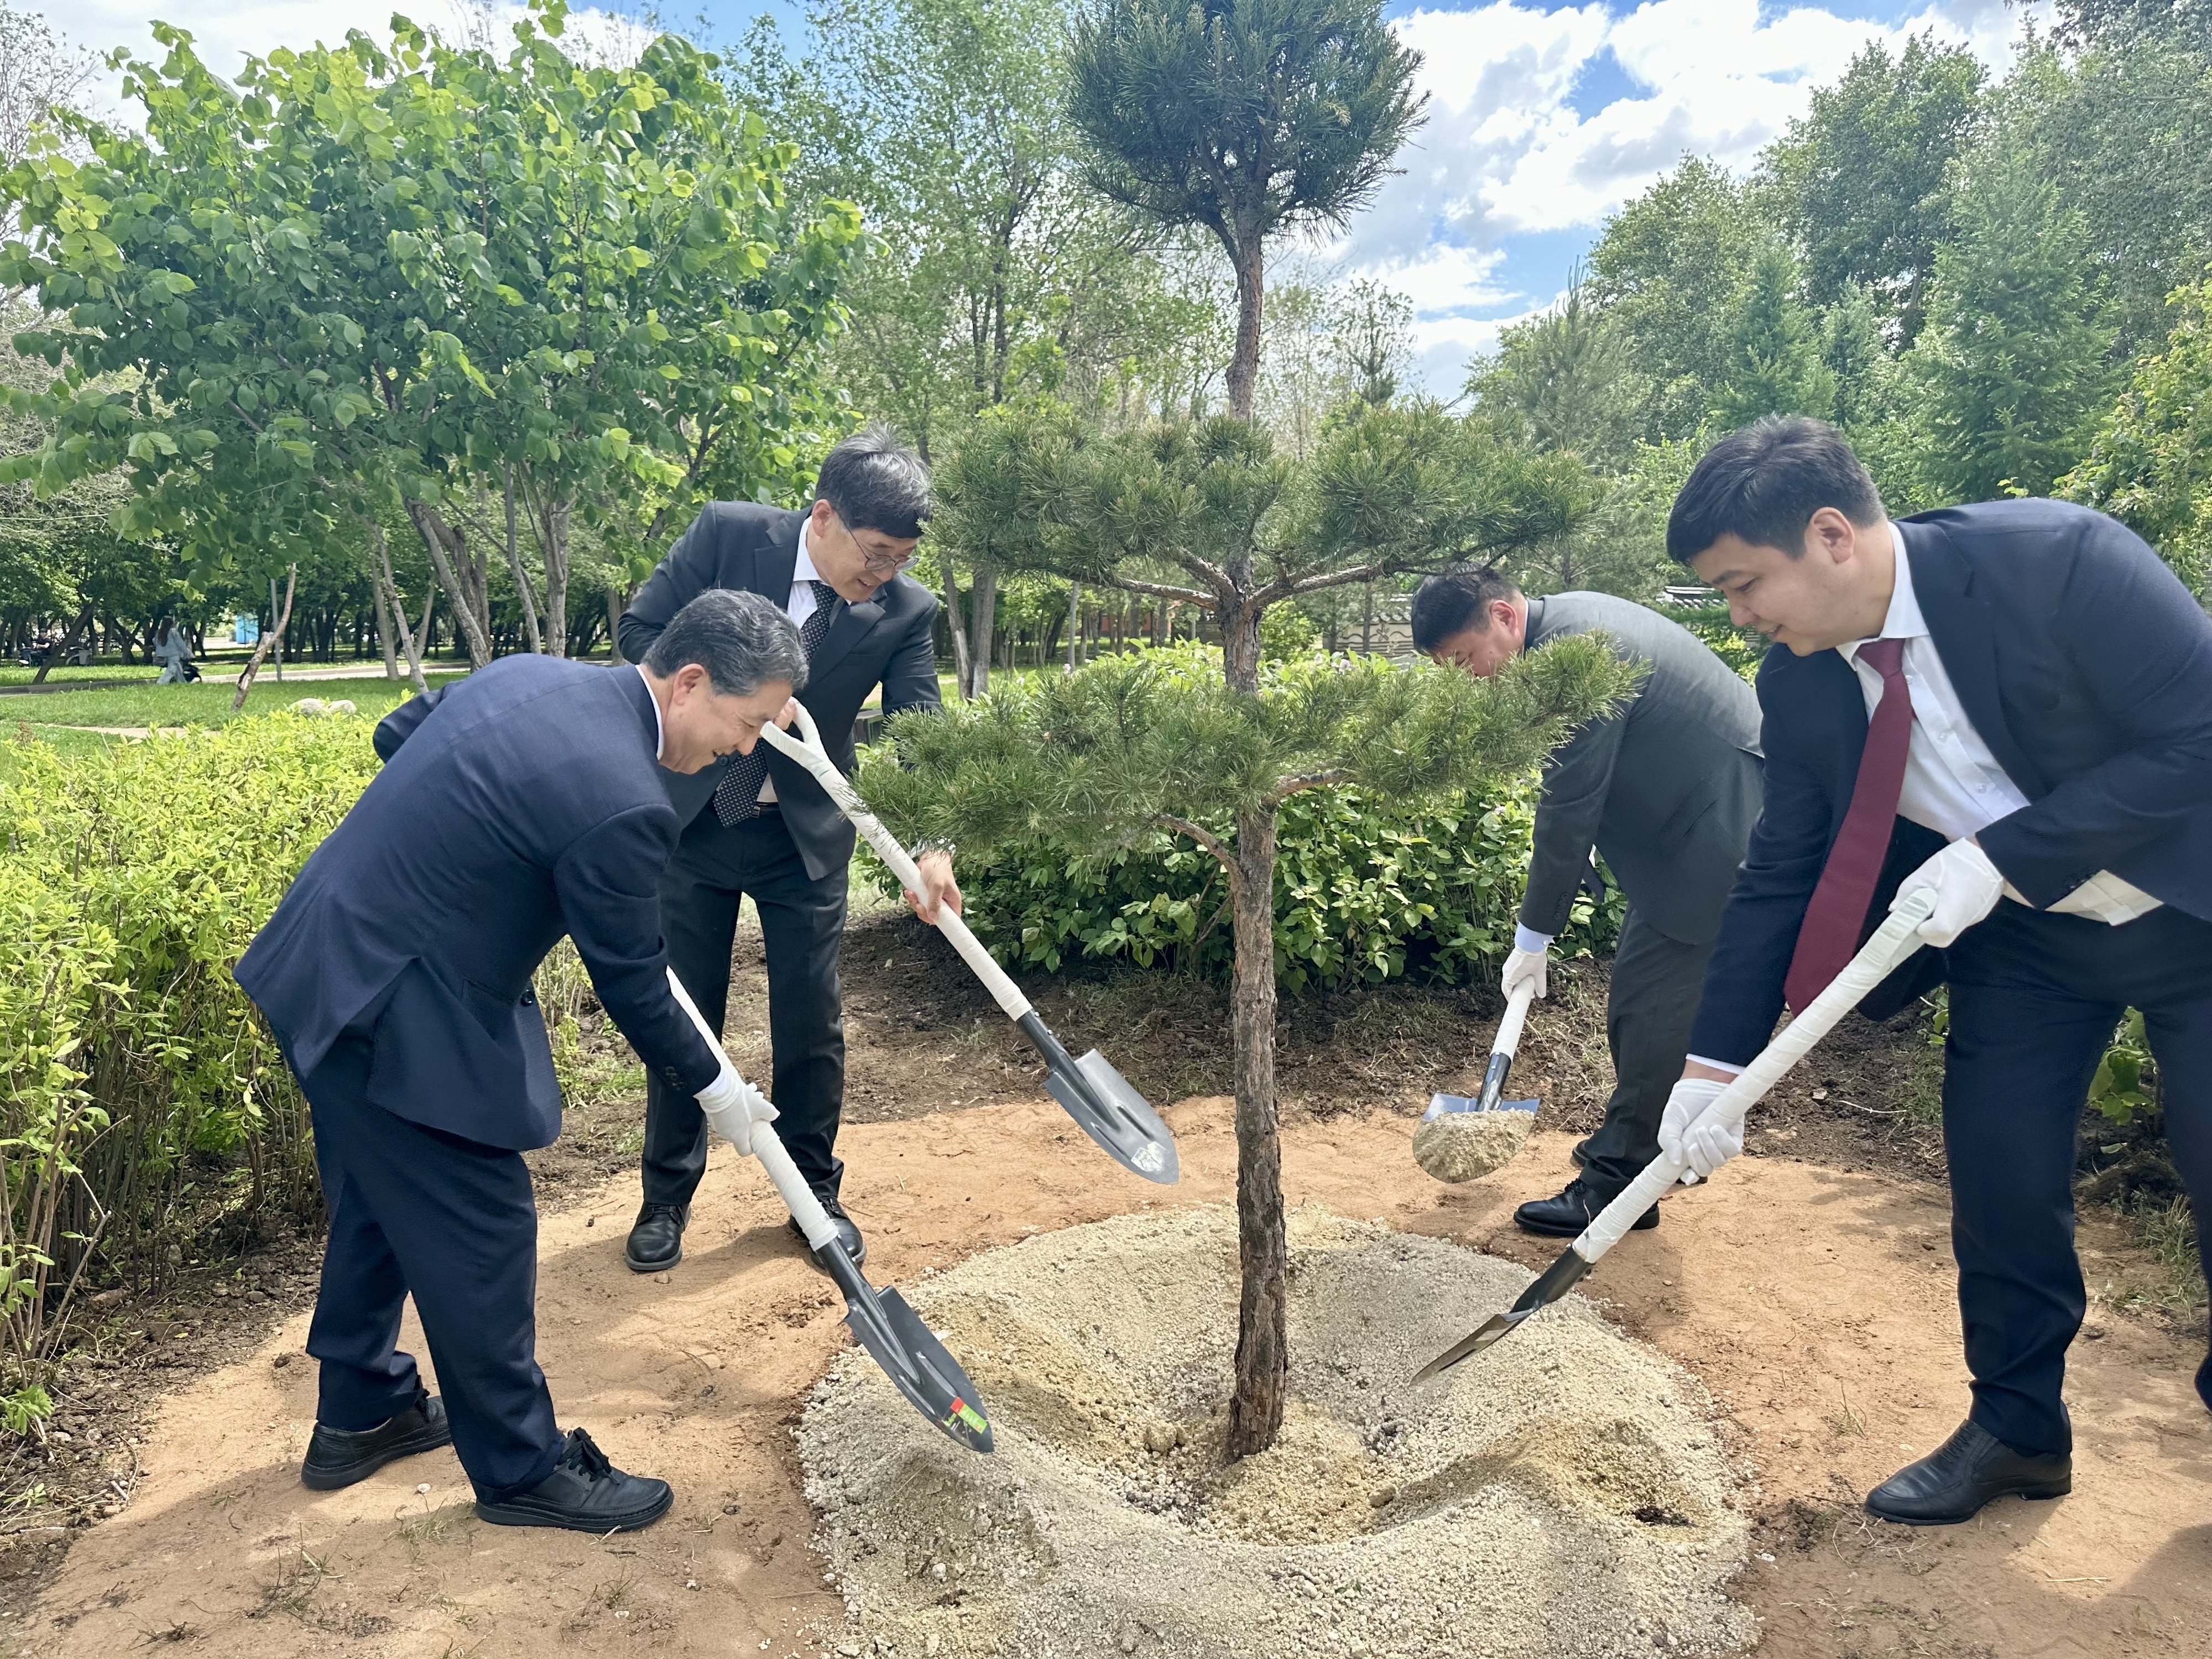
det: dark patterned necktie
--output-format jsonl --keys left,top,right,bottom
{"left": 713, "top": 581, "right": 839, "bottom": 826}
{"left": 1784, "top": 636, "right": 1913, "bottom": 1011}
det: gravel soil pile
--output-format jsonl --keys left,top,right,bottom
{"left": 801, "top": 1207, "right": 1754, "bottom": 1659}
{"left": 1411, "top": 1108, "right": 1535, "bottom": 1183}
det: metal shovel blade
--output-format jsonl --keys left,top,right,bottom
{"left": 819, "top": 1239, "right": 993, "bottom": 1453}
{"left": 1413, "top": 1246, "right": 1594, "bottom": 1381}
{"left": 1422, "top": 1093, "right": 1539, "bottom": 1119}
{"left": 1020, "top": 1013, "right": 1180, "bottom": 1185}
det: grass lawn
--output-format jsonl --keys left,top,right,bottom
{"left": 0, "top": 671, "right": 459, "bottom": 732}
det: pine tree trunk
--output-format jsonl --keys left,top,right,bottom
{"left": 1226, "top": 233, "right": 1265, "bottom": 422}
{"left": 1224, "top": 802, "right": 1287, "bottom": 1460}
{"left": 967, "top": 557, "right": 999, "bottom": 698}
{"left": 942, "top": 562, "right": 974, "bottom": 698}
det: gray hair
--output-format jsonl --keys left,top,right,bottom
{"left": 643, "top": 588, "right": 810, "bottom": 696}
{"left": 815, "top": 424, "right": 932, "bottom": 540}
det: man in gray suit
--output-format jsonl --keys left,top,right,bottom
{"left": 1412, "top": 565, "right": 1763, "bottom": 1235}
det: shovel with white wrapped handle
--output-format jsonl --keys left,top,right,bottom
{"left": 664, "top": 967, "right": 993, "bottom": 1453}
{"left": 759, "top": 702, "right": 1179, "bottom": 1185}
{"left": 1414, "top": 886, "right": 1938, "bottom": 1380}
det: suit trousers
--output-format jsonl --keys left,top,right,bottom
{"left": 1580, "top": 904, "right": 1719, "bottom": 1195}
{"left": 642, "top": 805, "right": 849, "bottom": 1207}
{"left": 299, "top": 1035, "right": 562, "bottom": 1501}
{"left": 1940, "top": 900, "right": 2212, "bottom": 1457}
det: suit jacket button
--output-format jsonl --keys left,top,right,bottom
{"left": 520, "top": 989, "right": 536, "bottom": 1006}
{"left": 664, "top": 1066, "right": 685, "bottom": 1087}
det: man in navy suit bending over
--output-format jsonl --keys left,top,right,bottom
{"left": 237, "top": 591, "right": 804, "bottom": 1532}
{"left": 1655, "top": 417, "right": 2212, "bottom": 1526}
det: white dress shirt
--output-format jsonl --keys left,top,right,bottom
{"left": 755, "top": 517, "right": 831, "bottom": 805}
{"left": 634, "top": 664, "right": 663, "bottom": 760}
{"left": 1841, "top": 525, "right": 2159, "bottom": 926}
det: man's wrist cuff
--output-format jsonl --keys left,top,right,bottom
{"left": 1512, "top": 925, "right": 1554, "bottom": 955}
{"left": 1684, "top": 1054, "right": 1746, "bottom": 1077}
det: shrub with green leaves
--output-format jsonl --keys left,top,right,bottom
{"left": 0, "top": 717, "right": 379, "bottom": 1371}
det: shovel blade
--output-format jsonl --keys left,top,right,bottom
{"left": 822, "top": 1247, "right": 993, "bottom": 1453}
{"left": 1421, "top": 1093, "right": 1539, "bottom": 1121}
{"left": 1414, "top": 1244, "right": 1594, "bottom": 1382}
{"left": 1044, "top": 1049, "right": 1180, "bottom": 1185}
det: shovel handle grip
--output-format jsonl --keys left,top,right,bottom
{"left": 664, "top": 967, "right": 838, "bottom": 1251}
{"left": 759, "top": 709, "right": 1034, "bottom": 1023}
{"left": 1573, "top": 889, "right": 1938, "bottom": 1262}
{"left": 1492, "top": 981, "right": 1536, "bottom": 1062}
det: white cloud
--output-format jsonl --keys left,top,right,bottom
{"left": 1331, "top": 0, "right": 2038, "bottom": 395}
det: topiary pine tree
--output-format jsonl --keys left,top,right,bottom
{"left": 860, "top": 405, "right": 1636, "bottom": 1458}
{"left": 1067, "top": 0, "right": 1425, "bottom": 420}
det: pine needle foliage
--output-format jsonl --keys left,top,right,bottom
{"left": 856, "top": 640, "right": 1639, "bottom": 859}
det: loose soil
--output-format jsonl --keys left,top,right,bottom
{"left": 1411, "top": 1107, "right": 1536, "bottom": 1183}
{"left": 803, "top": 1207, "right": 1753, "bottom": 1658}
{"left": 3, "top": 902, "right": 2206, "bottom": 1657}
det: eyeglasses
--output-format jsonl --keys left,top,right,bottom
{"left": 831, "top": 511, "right": 920, "bottom": 575}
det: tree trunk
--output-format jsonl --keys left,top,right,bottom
{"left": 233, "top": 565, "right": 298, "bottom": 709}
{"left": 967, "top": 557, "right": 999, "bottom": 699}
{"left": 942, "top": 561, "right": 974, "bottom": 699}
{"left": 406, "top": 502, "right": 493, "bottom": 667}
{"left": 502, "top": 474, "right": 544, "bottom": 656}
{"left": 29, "top": 602, "right": 93, "bottom": 685}
{"left": 536, "top": 493, "right": 571, "bottom": 659}
{"left": 374, "top": 526, "right": 431, "bottom": 697}
{"left": 1225, "top": 233, "right": 1265, "bottom": 422}
{"left": 1220, "top": 593, "right": 1264, "bottom": 693}
{"left": 606, "top": 587, "right": 629, "bottom": 665}
{"left": 1224, "top": 803, "right": 1287, "bottom": 1460}
{"left": 1064, "top": 582, "right": 1082, "bottom": 671}
{"left": 369, "top": 558, "right": 399, "bottom": 680}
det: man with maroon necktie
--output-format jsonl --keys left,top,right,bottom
{"left": 1656, "top": 416, "right": 2212, "bottom": 1527}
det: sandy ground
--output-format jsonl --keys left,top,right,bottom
{"left": 12, "top": 1099, "right": 2210, "bottom": 1659}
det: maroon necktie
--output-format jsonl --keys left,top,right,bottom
{"left": 1785, "top": 637, "right": 1913, "bottom": 1013}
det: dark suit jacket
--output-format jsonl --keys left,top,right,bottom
{"left": 1521, "top": 592, "right": 1765, "bottom": 946}
{"left": 1689, "top": 499, "right": 2212, "bottom": 1066}
{"left": 234, "top": 657, "right": 723, "bottom": 1150}
{"left": 617, "top": 502, "right": 941, "bottom": 880}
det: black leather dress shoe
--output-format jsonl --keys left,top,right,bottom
{"left": 474, "top": 1428, "right": 672, "bottom": 1533}
{"left": 1866, "top": 1420, "right": 2071, "bottom": 1525}
{"left": 625, "top": 1202, "right": 689, "bottom": 1273}
{"left": 2198, "top": 1352, "right": 2210, "bottom": 1416}
{"left": 1569, "top": 1138, "right": 1593, "bottom": 1169}
{"left": 1514, "top": 1178, "right": 1659, "bottom": 1238}
{"left": 786, "top": 1194, "right": 866, "bottom": 1273}
{"left": 300, "top": 1388, "right": 452, "bottom": 1490}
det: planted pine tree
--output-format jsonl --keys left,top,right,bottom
{"left": 857, "top": 407, "right": 1636, "bottom": 1457}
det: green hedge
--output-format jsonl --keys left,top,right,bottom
{"left": 870, "top": 775, "right": 1625, "bottom": 995}
{"left": 0, "top": 719, "right": 379, "bottom": 1372}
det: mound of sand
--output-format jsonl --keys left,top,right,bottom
{"left": 800, "top": 1207, "right": 1754, "bottom": 1659}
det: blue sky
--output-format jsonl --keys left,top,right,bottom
{"left": 56, "top": 0, "right": 2031, "bottom": 394}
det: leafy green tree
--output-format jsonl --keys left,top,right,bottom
{"left": 1066, "top": 0, "right": 1425, "bottom": 419}
{"left": 1712, "top": 242, "right": 1836, "bottom": 429}
{"left": 1465, "top": 278, "right": 1648, "bottom": 471}
{"left": 2062, "top": 269, "right": 2212, "bottom": 599}
{"left": 1757, "top": 35, "right": 1985, "bottom": 341}
{"left": 1, "top": 2, "right": 855, "bottom": 669}
{"left": 1903, "top": 123, "right": 2115, "bottom": 503}
{"left": 1586, "top": 158, "right": 1769, "bottom": 439}
{"left": 912, "top": 403, "right": 1626, "bottom": 1456}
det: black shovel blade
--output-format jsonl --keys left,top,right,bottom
{"left": 1020, "top": 1013, "right": 1180, "bottom": 1185}
{"left": 1413, "top": 1245, "right": 1594, "bottom": 1381}
{"left": 820, "top": 1244, "right": 993, "bottom": 1453}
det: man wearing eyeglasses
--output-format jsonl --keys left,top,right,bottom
{"left": 615, "top": 426, "right": 957, "bottom": 1277}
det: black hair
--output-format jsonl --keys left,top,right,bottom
{"left": 1666, "top": 416, "right": 1885, "bottom": 565}
{"left": 815, "top": 424, "right": 932, "bottom": 540}
{"left": 1409, "top": 565, "right": 1523, "bottom": 653}
{"left": 643, "top": 588, "right": 809, "bottom": 695}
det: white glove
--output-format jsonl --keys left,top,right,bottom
{"left": 696, "top": 1064, "right": 779, "bottom": 1156}
{"left": 1892, "top": 839, "right": 2004, "bottom": 947}
{"left": 1502, "top": 925, "right": 1551, "bottom": 1000}
{"left": 1657, "top": 1076, "right": 1740, "bottom": 1185}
